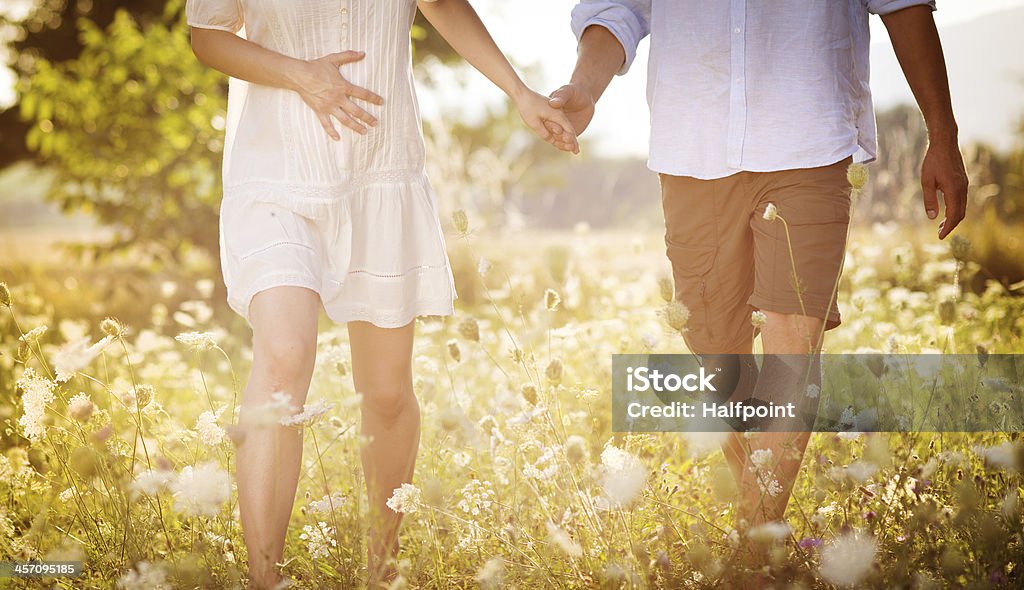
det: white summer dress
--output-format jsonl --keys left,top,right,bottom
{"left": 185, "top": 0, "right": 455, "bottom": 328}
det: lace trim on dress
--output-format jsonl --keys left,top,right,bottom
{"left": 346, "top": 263, "right": 449, "bottom": 279}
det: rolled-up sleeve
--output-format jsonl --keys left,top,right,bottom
{"left": 185, "top": 0, "right": 245, "bottom": 34}
{"left": 570, "top": 0, "right": 651, "bottom": 75}
{"left": 864, "top": 0, "right": 936, "bottom": 15}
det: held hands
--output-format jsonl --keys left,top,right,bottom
{"left": 546, "top": 83, "right": 597, "bottom": 138}
{"left": 513, "top": 87, "right": 580, "bottom": 154}
{"left": 294, "top": 51, "right": 384, "bottom": 140}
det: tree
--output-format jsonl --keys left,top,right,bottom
{"left": 1, "top": 0, "right": 457, "bottom": 168}
{"left": 18, "top": 8, "right": 226, "bottom": 270}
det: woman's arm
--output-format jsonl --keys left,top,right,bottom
{"left": 190, "top": 28, "right": 384, "bottom": 139}
{"left": 416, "top": 0, "right": 579, "bottom": 153}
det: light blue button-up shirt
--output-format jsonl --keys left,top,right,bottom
{"left": 571, "top": 0, "right": 936, "bottom": 179}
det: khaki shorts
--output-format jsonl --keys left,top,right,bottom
{"left": 660, "top": 157, "right": 853, "bottom": 354}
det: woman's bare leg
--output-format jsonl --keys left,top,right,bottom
{"left": 236, "top": 286, "right": 321, "bottom": 589}
{"left": 347, "top": 320, "right": 418, "bottom": 587}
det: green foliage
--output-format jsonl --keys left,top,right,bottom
{"left": 19, "top": 9, "right": 226, "bottom": 269}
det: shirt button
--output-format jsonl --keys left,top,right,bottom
{"left": 341, "top": 7, "right": 348, "bottom": 16}
{"left": 734, "top": 27, "right": 741, "bottom": 33}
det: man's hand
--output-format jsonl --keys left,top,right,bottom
{"left": 921, "top": 131, "right": 969, "bottom": 240}
{"left": 546, "top": 84, "right": 597, "bottom": 137}
{"left": 513, "top": 88, "right": 580, "bottom": 154}
{"left": 540, "top": 25, "right": 625, "bottom": 142}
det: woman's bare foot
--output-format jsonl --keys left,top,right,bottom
{"left": 246, "top": 570, "right": 291, "bottom": 590}
{"left": 367, "top": 539, "right": 400, "bottom": 588}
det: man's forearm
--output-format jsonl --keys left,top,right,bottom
{"left": 571, "top": 25, "right": 627, "bottom": 103}
{"left": 881, "top": 5, "right": 958, "bottom": 140}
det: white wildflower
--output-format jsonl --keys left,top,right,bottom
{"left": 522, "top": 443, "right": 562, "bottom": 480}
{"left": 457, "top": 479, "right": 495, "bottom": 517}
{"left": 19, "top": 325, "right": 47, "bottom": 343}
{"left": 130, "top": 469, "right": 175, "bottom": 499}
{"left": 478, "top": 257, "right": 492, "bottom": 275}
{"left": 546, "top": 522, "right": 583, "bottom": 557}
{"left": 475, "top": 557, "right": 506, "bottom": 590}
{"left": 750, "top": 448, "right": 774, "bottom": 469}
{"left": 748, "top": 448, "right": 783, "bottom": 497}
{"left": 117, "top": 561, "right": 170, "bottom": 590}
{"left": 279, "top": 400, "right": 335, "bottom": 427}
{"left": 17, "top": 368, "right": 56, "bottom": 443}
{"left": 844, "top": 460, "right": 879, "bottom": 483}
{"left": 599, "top": 444, "right": 648, "bottom": 508}
{"left": 299, "top": 522, "right": 337, "bottom": 560}
{"left": 196, "top": 407, "right": 227, "bottom": 446}
{"left": 52, "top": 335, "right": 114, "bottom": 382}
{"left": 245, "top": 391, "right": 299, "bottom": 426}
{"left": 748, "top": 521, "right": 792, "bottom": 544}
{"left": 820, "top": 531, "right": 877, "bottom": 587}
{"left": 308, "top": 492, "right": 347, "bottom": 515}
{"left": 170, "top": 462, "right": 231, "bottom": 517}
{"left": 974, "top": 441, "right": 1021, "bottom": 472}
{"left": 806, "top": 383, "right": 821, "bottom": 399}
{"left": 174, "top": 331, "right": 217, "bottom": 352}
{"left": 386, "top": 483, "right": 422, "bottom": 514}
{"left": 68, "top": 392, "right": 95, "bottom": 422}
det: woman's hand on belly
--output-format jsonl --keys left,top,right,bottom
{"left": 293, "top": 51, "right": 385, "bottom": 140}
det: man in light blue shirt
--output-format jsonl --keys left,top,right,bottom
{"left": 547, "top": 1, "right": 968, "bottom": 529}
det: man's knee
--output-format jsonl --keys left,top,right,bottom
{"left": 758, "top": 310, "right": 825, "bottom": 353}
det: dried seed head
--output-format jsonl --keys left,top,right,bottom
{"left": 521, "top": 383, "right": 538, "bottom": 405}
{"left": 447, "top": 339, "right": 461, "bottom": 362}
{"left": 452, "top": 210, "right": 469, "bottom": 234}
{"left": 458, "top": 317, "right": 480, "bottom": 342}
{"left": 847, "top": 162, "right": 869, "bottom": 190}
{"left": 544, "top": 288, "right": 561, "bottom": 311}
{"left": 657, "top": 276, "right": 674, "bottom": 303}
{"left": 662, "top": 301, "right": 690, "bottom": 333}
{"left": 545, "top": 359, "right": 564, "bottom": 383}
{"left": 100, "top": 317, "right": 126, "bottom": 338}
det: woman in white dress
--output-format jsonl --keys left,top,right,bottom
{"left": 185, "top": 0, "right": 578, "bottom": 587}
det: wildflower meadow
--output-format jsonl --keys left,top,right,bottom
{"left": 2, "top": 211, "right": 1023, "bottom": 588}
{"left": 2, "top": 2, "right": 1024, "bottom": 588}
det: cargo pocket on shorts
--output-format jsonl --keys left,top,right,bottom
{"left": 665, "top": 240, "right": 719, "bottom": 351}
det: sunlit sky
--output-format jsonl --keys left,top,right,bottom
{"left": 2, "top": 0, "right": 1023, "bottom": 157}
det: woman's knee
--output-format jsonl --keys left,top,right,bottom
{"left": 360, "top": 386, "right": 417, "bottom": 423}
{"left": 253, "top": 331, "right": 317, "bottom": 384}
